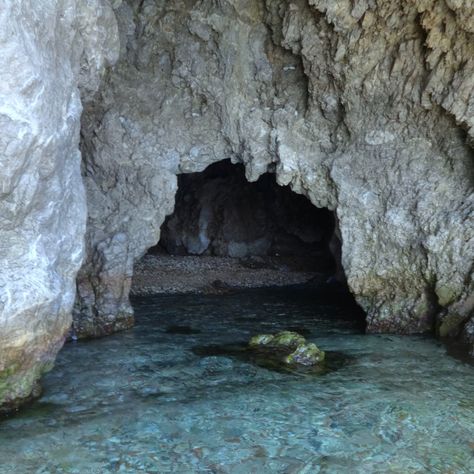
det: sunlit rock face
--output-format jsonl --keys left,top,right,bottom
{"left": 76, "top": 0, "right": 473, "bottom": 341}
{"left": 0, "top": 0, "right": 119, "bottom": 411}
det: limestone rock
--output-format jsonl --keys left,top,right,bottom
{"left": 75, "top": 0, "right": 473, "bottom": 344}
{"left": 0, "top": 0, "right": 118, "bottom": 411}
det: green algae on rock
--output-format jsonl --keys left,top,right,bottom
{"left": 284, "top": 343, "right": 325, "bottom": 366}
{"left": 248, "top": 331, "right": 325, "bottom": 367}
{"left": 249, "top": 331, "right": 306, "bottom": 349}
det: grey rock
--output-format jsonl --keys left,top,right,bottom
{"left": 1, "top": 0, "right": 473, "bottom": 411}
{"left": 76, "top": 0, "right": 473, "bottom": 340}
{"left": 0, "top": 0, "right": 118, "bottom": 411}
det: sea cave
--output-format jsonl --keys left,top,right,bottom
{"left": 0, "top": 0, "right": 473, "bottom": 472}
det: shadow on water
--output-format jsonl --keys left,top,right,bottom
{"left": 165, "top": 325, "right": 202, "bottom": 335}
{"left": 192, "top": 342, "right": 351, "bottom": 376}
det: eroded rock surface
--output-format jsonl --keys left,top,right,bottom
{"left": 76, "top": 0, "right": 473, "bottom": 342}
{"left": 0, "top": 0, "right": 118, "bottom": 411}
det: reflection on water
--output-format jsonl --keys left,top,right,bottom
{"left": 1, "top": 287, "right": 474, "bottom": 473}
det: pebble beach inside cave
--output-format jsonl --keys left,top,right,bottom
{"left": 2, "top": 287, "right": 474, "bottom": 473}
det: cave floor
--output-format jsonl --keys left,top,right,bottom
{"left": 2, "top": 288, "right": 474, "bottom": 473}
{"left": 131, "top": 255, "right": 329, "bottom": 295}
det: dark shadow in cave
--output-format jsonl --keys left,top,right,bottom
{"left": 151, "top": 160, "right": 335, "bottom": 268}
{"left": 133, "top": 160, "right": 365, "bottom": 327}
{"left": 132, "top": 160, "right": 365, "bottom": 335}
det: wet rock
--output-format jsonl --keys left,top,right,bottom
{"left": 0, "top": 0, "right": 119, "bottom": 412}
{"left": 284, "top": 343, "right": 326, "bottom": 366}
{"left": 249, "top": 334, "right": 276, "bottom": 347}
{"left": 249, "top": 331, "right": 306, "bottom": 350}
{"left": 248, "top": 331, "right": 326, "bottom": 367}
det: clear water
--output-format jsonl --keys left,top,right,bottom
{"left": 2, "top": 287, "right": 474, "bottom": 473}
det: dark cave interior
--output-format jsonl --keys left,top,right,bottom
{"left": 148, "top": 160, "right": 338, "bottom": 275}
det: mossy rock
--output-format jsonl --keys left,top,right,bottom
{"left": 248, "top": 334, "right": 275, "bottom": 347}
{"left": 0, "top": 365, "right": 43, "bottom": 415}
{"left": 285, "top": 343, "right": 325, "bottom": 366}
{"left": 248, "top": 331, "right": 325, "bottom": 368}
{"left": 437, "top": 313, "right": 467, "bottom": 338}
{"left": 272, "top": 331, "right": 306, "bottom": 349}
{"left": 249, "top": 331, "right": 306, "bottom": 350}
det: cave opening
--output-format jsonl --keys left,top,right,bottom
{"left": 132, "top": 160, "right": 363, "bottom": 327}
{"left": 130, "top": 159, "right": 366, "bottom": 369}
{"left": 131, "top": 160, "right": 342, "bottom": 294}
{"left": 156, "top": 160, "right": 335, "bottom": 261}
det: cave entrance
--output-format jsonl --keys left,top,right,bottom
{"left": 132, "top": 160, "right": 345, "bottom": 295}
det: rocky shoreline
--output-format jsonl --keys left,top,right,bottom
{"left": 131, "top": 255, "right": 328, "bottom": 295}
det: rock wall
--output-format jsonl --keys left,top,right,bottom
{"left": 76, "top": 0, "right": 473, "bottom": 342}
{"left": 1, "top": 0, "right": 472, "bottom": 412}
{"left": 0, "top": 0, "right": 118, "bottom": 411}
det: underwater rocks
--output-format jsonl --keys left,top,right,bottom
{"left": 249, "top": 331, "right": 326, "bottom": 367}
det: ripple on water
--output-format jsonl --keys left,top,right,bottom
{"left": 1, "top": 287, "right": 474, "bottom": 473}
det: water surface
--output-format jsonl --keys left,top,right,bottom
{"left": 1, "top": 287, "right": 474, "bottom": 473}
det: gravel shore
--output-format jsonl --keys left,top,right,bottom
{"left": 131, "top": 255, "right": 327, "bottom": 295}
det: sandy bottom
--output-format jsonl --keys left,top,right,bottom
{"left": 131, "top": 255, "right": 328, "bottom": 295}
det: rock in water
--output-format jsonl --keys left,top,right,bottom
{"left": 285, "top": 343, "right": 326, "bottom": 366}
{"left": 248, "top": 331, "right": 325, "bottom": 367}
{"left": 249, "top": 334, "right": 277, "bottom": 347}
{"left": 249, "top": 331, "right": 306, "bottom": 349}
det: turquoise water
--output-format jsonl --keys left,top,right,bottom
{"left": 1, "top": 287, "right": 474, "bottom": 473}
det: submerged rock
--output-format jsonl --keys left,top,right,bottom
{"left": 249, "top": 331, "right": 306, "bottom": 350}
{"left": 285, "top": 343, "right": 325, "bottom": 366}
{"left": 248, "top": 331, "right": 325, "bottom": 367}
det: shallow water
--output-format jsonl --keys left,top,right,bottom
{"left": 2, "top": 287, "right": 474, "bottom": 473}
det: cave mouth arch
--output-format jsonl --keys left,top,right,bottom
{"left": 131, "top": 160, "right": 361, "bottom": 314}
{"left": 157, "top": 160, "right": 335, "bottom": 261}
